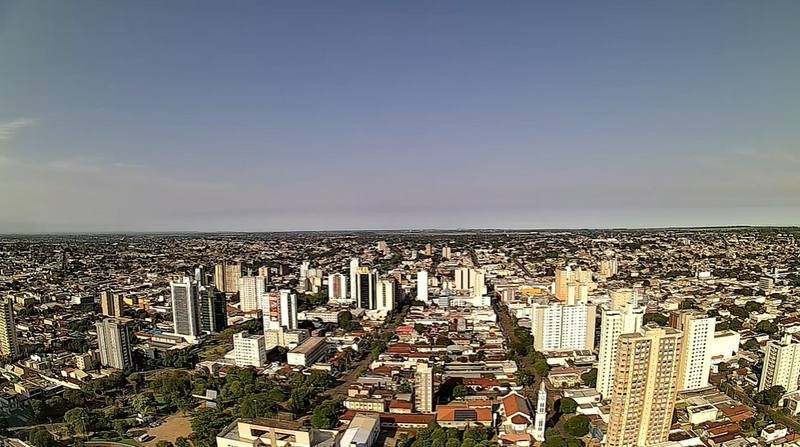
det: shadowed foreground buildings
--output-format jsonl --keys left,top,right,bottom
{"left": 606, "top": 326, "right": 682, "bottom": 447}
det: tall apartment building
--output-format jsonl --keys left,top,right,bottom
{"left": 417, "top": 270, "right": 428, "bottom": 302}
{"left": 531, "top": 302, "right": 596, "bottom": 352}
{"left": 596, "top": 302, "right": 645, "bottom": 399}
{"left": 96, "top": 318, "right": 133, "bottom": 370}
{"left": 349, "top": 258, "right": 360, "bottom": 300}
{"left": 199, "top": 285, "right": 227, "bottom": 333}
{"left": 239, "top": 275, "right": 268, "bottom": 312}
{"left": 606, "top": 327, "right": 682, "bottom": 447}
{"left": 671, "top": 310, "right": 716, "bottom": 391}
{"left": 170, "top": 277, "right": 200, "bottom": 340}
{"left": 610, "top": 288, "right": 641, "bottom": 311}
{"left": 554, "top": 267, "right": 593, "bottom": 305}
{"left": 599, "top": 259, "right": 619, "bottom": 280}
{"left": 279, "top": 290, "right": 298, "bottom": 330}
{"left": 355, "top": 266, "right": 375, "bottom": 310}
{"left": 0, "top": 298, "right": 19, "bottom": 357}
{"left": 328, "top": 273, "right": 348, "bottom": 300}
{"left": 759, "top": 334, "right": 800, "bottom": 392}
{"left": 233, "top": 330, "right": 267, "bottom": 368}
{"left": 100, "top": 290, "right": 124, "bottom": 317}
{"left": 415, "top": 362, "right": 434, "bottom": 413}
{"left": 214, "top": 262, "right": 242, "bottom": 294}
{"left": 441, "top": 246, "right": 451, "bottom": 259}
{"left": 262, "top": 291, "right": 281, "bottom": 331}
{"left": 257, "top": 266, "right": 271, "bottom": 282}
{"left": 375, "top": 278, "right": 395, "bottom": 313}
{"left": 454, "top": 267, "right": 486, "bottom": 297}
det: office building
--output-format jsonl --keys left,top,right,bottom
{"left": 262, "top": 291, "right": 281, "bottom": 331}
{"left": 606, "top": 327, "right": 683, "bottom": 447}
{"left": 0, "top": 298, "right": 19, "bottom": 358}
{"left": 417, "top": 270, "right": 428, "bottom": 303}
{"left": 96, "top": 318, "right": 133, "bottom": 370}
{"left": 170, "top": 277, "right": 200, "bottom": 340}
{"left": 596, "top": 302, "right": 645, "bottom": 399}
{"left": 672, "top": 310, "right": 716, "bottom": 391}
{"left": 415, "top": 361, "right": 434, "bottom": 413}
{"left": 100, "top": 290, "right": 124, "bottom": 317}
{"left": 233, "top": 330, "right": 267, "bottom": 368}
{"left": 199, "top": 285, "right": 227, "bottom": 333}
{"left": 287, "top": 336, "right": 329, "bottom": 367}
{"left": 759, "top": 334, "right": 800, "bottom": 392}
{"left": 355, "top": 266, "right": 375, "bottom": 310}
{"left": 375, "top": 277, "right": 396, "bottom": 313}
{"left": 328, "top": 273, "right": 348, "bottom": 300}
{"left": 239, "top": 275, "right": 267, "bottom": 312}
{"left": 531, "top": 302, "right": 596, "bottom": 352}
{"left": 554, "top": 267, "right": 593, "bottom": 305}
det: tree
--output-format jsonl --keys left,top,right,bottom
{"left": 175, "top": 438, "right": 191, "bottom": 447}
{"left": 756, "top": 320, "right": 778, "bottom": 335}
{"left": 564, "top": 414, "right": 591, "bottom": 437}
{"left": 643, "top": 313, "right": 668, "bottom": 326}
{"left": 557, "top": 397, "right": 577, "bottom": 414}
{"left": 64, "top": 407, "right": 92, "bottom": 436}
{"left": 533, "top": 358, "right": 550, "bottom": 378}
{"left": 64, "top": 389, "right": 87, "bottom": 408}
{"left": 28, "top": 428, "right": 58, "bottom": 447}
{"left": 311, "top": 400, "right": 341, "bottom": 429}
{"left": 240, "top": 393, "right": 279, "bottom": 418}
{"left": 745, "top": 301, "right": 763, "bottom": 313}
{"left": 132, "top": 391, "right": 158, "bottom": 415}
{"left": 28, "top": 399, "right": 49, "bottom": 422}
{"left": 191, "top": 409, "right": 234, "bottom": 447}
{"left": 127, "top": 372, "right": 144, "bottom": 392}
{"left": 452, "top": 384, "right": 468, "bottom": 399}
{"left": 755, "top": 385, "right": 785, "bottom": 407}
{"left": 581, "top": 368, "right": 597, "bottom": 387}
{"left": 156, "top": 442, "right": 174, "bottom": 447}
{"left": 338, "top": 311, "right": 356, "bottom": 331}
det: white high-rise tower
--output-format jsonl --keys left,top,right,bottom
{"left": 417, "top": 271, "right": 428, "bottom": 303}
{"left": 596, "top": 300, "right": 645, "bottom": 399}
{"left": 349, "top": 258, "right": 359, "bottom": 299}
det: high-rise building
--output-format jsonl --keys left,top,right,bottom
{"left": 355, "top": 266, "right": 375, "bottom": 310}
{"left": 199, "top": 286, "right": 227, "bottom": 333}
{"left": 100, "top": 290, "right": 124, "bottom": 317}
{"left": 0, "top": 298, "right": 19, "bottom": 358}
{"left": 533, "top": 381, "right": 547, "bottom": 442}
{"left": 671, "top": 310, "right": 715, "bottom": 391}
{"left": 214, "top": 263, "right": 242, "bottom": 294}
{"left": 531, "top": 302, "right": 596, "bottom": 352}
{"left": 596, "top": 302, "right": 645, "bottom": 399}
{"left": 599, "top": 259, "right": 619, "bottom": 280}
{"left": 375, "top": 278, "right": 395, "bottom": 313}
{"left": 424, "top": 243, "right": 432, "bottom": 256}
{"left": 233, "top": 330, "right": 267, "bottom": 368}
{"left": 170, "top": 277, "right": 200, "bottom": 340}
{"left": 349, "top": 258, "right": 360, "bottom": 300}
{"left": 454, "top": 267, "right": 486, "bottom": 297}
{"left": 759, "top": 334, "right": 800, "bottom": 392}
{"left": 606, "top": 327, "right": 682, "bottom": 447}
{"left": 279, "top": 289, "right": 298, "bottom": 330}
{"left": 609, "top": 288, "right": 641, "bottom": 311}
{"left": 441, "top": 246, "right": 451, "bottom": 259}
{"left": 415, "top": 362, "right": 434, "bottom": 413}
{"left": 554, "top": 267, "right": 593, "bottom": 305}
{"left": 238, "top": 275, "right": 267, "bottom": 312}
{"left": 328, "top": 273, "right": 348, "bottom": 300}
{"left": 262, "top": 291, "right": 281, "bottom": 331}
{"left": 417, "top": 271, "right": 428, "bottom": 303}
{"left": 96, "top": 318, "right": 133, "bottom": 370}
{"left": 257, "top": 266, "right": 271, "bottom": 282}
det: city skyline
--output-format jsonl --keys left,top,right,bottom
{"left": 1, "top": 1, "right": 799, "bottom": 232}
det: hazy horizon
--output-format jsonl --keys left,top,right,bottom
{"left": 2, "top": 1, "right": 799, "bottom": 232}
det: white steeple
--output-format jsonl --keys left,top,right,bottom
{"left": 533, "top": 381, "right": 547, "bottom": 441}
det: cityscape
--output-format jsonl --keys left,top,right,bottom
{"left": 0, "top": 229, "right": 797, "bottom": 447}
{"left": 2, "top": 1, "right": 800, "bottom": 447}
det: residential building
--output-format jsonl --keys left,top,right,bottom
{"left": 328, "top": 273, "right": 348, "bottom": 300}
{"left": 531, "top": 302, "right": 596, "bottom": 352}
{"left": 355, "top": 267, "right": 375, "bottom": 310}
{"left": 0, "top": 298, "right": 18, "bottom": 357}
{"left": 99, "top": 290, "right": 124, "bottom": 317}
{"left": 606, "top": 327, "right": 683, "bottom": 447}
{"left": 233, "top": 330, "right": 267, "bottom": 368}
{"left": 454, "top": 267, "right": 486, "bottom": 297}
{"left": 554, "top": 267, "right": 593, "bottom": 305}
{"left": 596, "top": 302, "right": 645, "bottom": 399}
{"left": 415, "top": 361, "right": 434, "bottom": 413}
{"left": 238, "top": 275, "right": 267, "bottom": 312}
{"left": 672, "top": 310, "right": 716, "bottom": 391}
{"left": 349, "top": 258, "right": 360, "bottom": 300}
{"left": 214, "top": 262, "right": 242, "bottom": 294}
{"left": 170, "top": 277, "right": 200, "bottom": 340}
{"left": 280, "top": 290, "right": 298, "bottom": 330}
{"left": 417, "top": 270, "right": 428, "bottom": 303}
{"left": 375, "top": 277, "right": 395, "bottom": 313}
{"left": 759, "top": 334, "right": 800, "bottom": 392}
{"left": 199, "top": 285, "right": 227, "bottom": 333}
{"left": 96, "top": 318, "right": 133, "bottom": 370}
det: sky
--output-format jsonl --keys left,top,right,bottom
{"left": 1, "top": 1, "right": 799, "bottom": 232}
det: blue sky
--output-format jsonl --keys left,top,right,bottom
{"left": 1, "top": 1, "right": 798, "bottom": 232}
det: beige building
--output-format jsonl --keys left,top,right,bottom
{"left": 216, "top": 418, "right": 326, "bottom": 447}
{"left": 233, "top": 331, "right": 267, "bottom": 368}
{"left": 96, "top": 318, "right": 133, "bottom": 370}
{"left": 415, "top": 361, "right": 434, "bottom": 413}
{"left": 554, "top": 267, "right": 593, "bottom": 304}
{"left": 238, "top": 275, "right": 267, "bottom": 312}
{"left": 606, "top": 326, "right": 682, "bottom": 447}
{"left": 215, "top": 263, "right": 242, "bottom": 294}
{"left": 672, "top": 310, "right": 715, "bottom": 391}
{"left": 596, "top": 302, "right": 645, "bottom": 399}
{"left": 0, "top": 297, "right": 18, "bottom": 358}
{"left": 100, "top": 290, "right": 124, "bottom": 317}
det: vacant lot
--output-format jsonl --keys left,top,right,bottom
{"left": 143, "top": 413, "right": 192, "bottom": 446}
